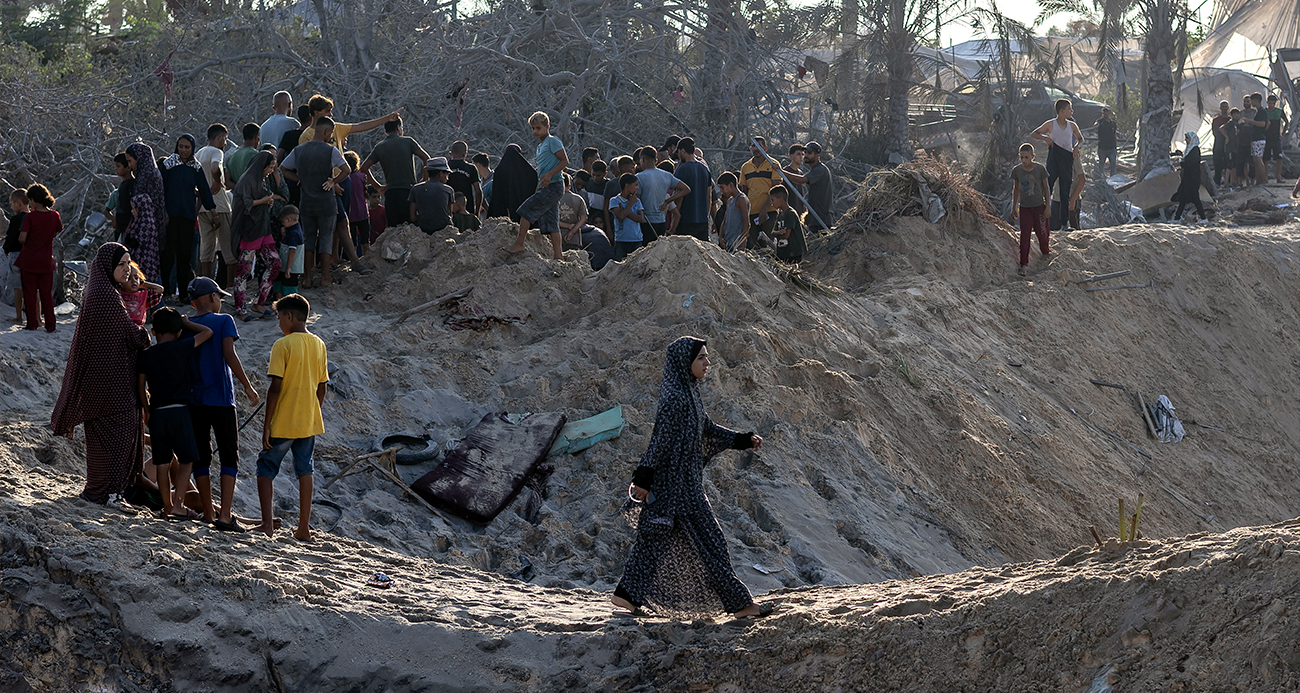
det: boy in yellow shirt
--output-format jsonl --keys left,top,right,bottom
{"left": 257, "top": 293, "right": 329, "bottom": 541}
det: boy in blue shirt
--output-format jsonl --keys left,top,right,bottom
{"left": 138, "top": 307, "right": 213, "bottom": 520}
{"left": 507, "top": 111, "right": 569, "bottom": 260}
{"left": 187, "top": 277, "right": 260, "bottom": 532}
{"left": 609, "top": 173, "right": 645, "bottom": 261}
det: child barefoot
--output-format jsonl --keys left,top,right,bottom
{"left": 257, "top": 294, "right": 328, "bottom": 541}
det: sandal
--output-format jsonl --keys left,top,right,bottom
{"left": 365, "top": 572, "right": 397, "bottom": 589}
{"left": 162, "top": 508, "right": 199, "bottom": 521}
{"left": 241, "top": 313, "right": 261, "bottom": 322}
{"left": 212, "top": 519, "right": 246, "bottom": 533}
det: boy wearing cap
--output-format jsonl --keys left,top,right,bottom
{"left": 409, "top": 157, "right": 453, "bottom": 234}
{"left": 187, "top": 277, "right": 260, "bottom": 531}
{"left": 138, "top": 308, "right": 214, "bottom": 520}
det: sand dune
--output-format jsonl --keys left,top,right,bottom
{"left": 4, "top": 212, "right": 1300, "bottom": 690}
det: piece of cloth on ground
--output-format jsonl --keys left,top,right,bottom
{"left": 411, "top": 412, "right": 567, "bottom": 524}
{"left": 548, "top": 405, "right": 624, "bottom": 458}
{"left": 1152, "top": 395, "right": 1186, "bottom": 443}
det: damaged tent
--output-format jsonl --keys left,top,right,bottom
{"left": 1184, "top": 0, "right": 1300, "bottom": 145}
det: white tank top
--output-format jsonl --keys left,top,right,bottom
{"left": 1050, "top": 119, "right": 1076, "bottom": 149}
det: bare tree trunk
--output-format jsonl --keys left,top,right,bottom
{"left": 884, "top": 0, "right": 911, "bottom": 163}
{"left": 1139, "top": 0, "right": 1178, "bottom": 178}
{"left": 702, "top": 0, "right": 732, "bottom": 128}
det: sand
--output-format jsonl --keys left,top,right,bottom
{"left": 4, "top": 207, "right": 1300, "bottom": 690}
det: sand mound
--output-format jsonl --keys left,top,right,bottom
{"left": 7, "top": 209, "right": 1300, "bottom": 689}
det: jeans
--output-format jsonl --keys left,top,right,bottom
{"left": 385, "top": 188, "right": 410, "bottom": 227}
{"left": 1097, "top": 148, "right": 1117, "bottom": 177}
{"left": 256, "top": 436, "right": 316, "bottom": 479}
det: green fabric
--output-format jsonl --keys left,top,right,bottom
{"left": 226, "top": 146, "right": 259, "bottom": 187}
{"left": 548, "top": 405, "right": 624, "bottom": 457}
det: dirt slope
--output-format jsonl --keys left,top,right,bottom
{"left": 4, "top": 213, "right": 1300, "bottom": 690}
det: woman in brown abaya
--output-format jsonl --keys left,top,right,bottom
{"left": 51, "top": 242, "right": 152, "bottom": 507}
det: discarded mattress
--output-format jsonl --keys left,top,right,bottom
{"left": 411, "top": 412, "right": 567, "bottom": 524}
{"left": 548, "top": 405, "right": 625, "bottom": 458}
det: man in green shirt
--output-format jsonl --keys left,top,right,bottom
{"left": 359, "top": 117, "right": 430, "bottom": 228}
{"left": 225, "top": 123, "right": 261, "bottom": 187}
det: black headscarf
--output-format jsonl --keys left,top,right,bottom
{"left": 486, "top": 143, "right": 537, "bottom": 221}
{"left": 162, "top": 134, "right": 201, "bottom": 170}
{"left": 629, "top": 336, "right": 747, "bottom": 525}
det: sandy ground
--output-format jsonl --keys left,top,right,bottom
{"left": 4, "top": 206, "right": 1300, "bottom": 690}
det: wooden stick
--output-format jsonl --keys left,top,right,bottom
{"left": 1083, "top": 279, "right": 1153, "bottom": 292}
{"left": 1129, "top": 513, "right": 1139, "bottom": 542}
{"left": 1076, "top": 269, "right": 1131, "bottom": 284}
{"left": 322, "top": 446, "right": 405, "bottom": 491}
{"left": 1119, "top": 498, "right": 1127, "bottom": 541}
{"left": 1089, "top": 525, "right": 1104, "bottom": 548}
{"left": 394, "top": 286, "right": 473, "bottom": 324}
{"left": 1090, "top": 379, "right": 1127, "bottom": 390}
{"left": 1138, "top": 392, "right": 1158, "bottom": 439}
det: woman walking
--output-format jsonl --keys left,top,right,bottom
{"left": 612, "top": 336, "right": 769, "bottom": 618}
{"left": 123, "top": 143, "right": 166, "bottom": 287}
{"left": 51, "top": 242, "right": 152, "bottom": 507}
{"left": 1174, "top": 131, "right": 1208, "bottom": 222}
{"left": 229, "top": 151, "right": 281, "bottom": 319}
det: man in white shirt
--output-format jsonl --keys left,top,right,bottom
{"left": 195, "top": 123, "right": 233, "bottom": 284}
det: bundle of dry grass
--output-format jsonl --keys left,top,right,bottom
{"left": 841, "top": 157, "right": 1001, "bottom": 234}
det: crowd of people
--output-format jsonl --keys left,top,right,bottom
{"left": 0, "top": 90, "right": 839, "bottom": 617}
{"left": 1009, "top": 94, "right": 1298, "bottom": 276}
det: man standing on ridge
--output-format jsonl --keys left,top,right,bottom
{"left": 260, "top": 91, "right": 298, "bottom": 161}
{"left": 360, "top": 116, "right": 430, "bottom": 228}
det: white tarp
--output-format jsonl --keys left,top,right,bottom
{"left": 1174, "top": 67, "right": 1272, "bottom": 151}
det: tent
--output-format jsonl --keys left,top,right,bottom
{"left": 1174, "top": 67, "right": 1271, "bottom": 150}
{"left": 1185, "top": 0, "right": 1300, "bottom": 143}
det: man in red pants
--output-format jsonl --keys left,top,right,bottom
{"left": 1010, "top": 143, "right": 1051, "bottom": 276}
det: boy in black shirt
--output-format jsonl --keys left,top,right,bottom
{"left": 761, "top": 186, "right": 806, "bottom": 263}
{"left": 137, "top": 307, "right": 213, "bottom": 520}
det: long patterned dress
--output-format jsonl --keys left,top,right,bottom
{"left": 614, "top": 336, "right": 757, "bottom": 616}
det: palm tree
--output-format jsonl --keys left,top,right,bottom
{"left": 849, "top": 0, "right": 968, "bottom": 164}
{"left": 966, "top": 4, "right": 1043, "bottom": 163}
{"left": 1039, "top": 0, "right": 1191, "bottom": 178}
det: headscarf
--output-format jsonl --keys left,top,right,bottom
{"left": 51, "top": 243, "right": 152, "bottom": 436}
{"left": 230, "top": 151, "right": 275, "bottom": 251}
{"left": 124, "top": 142, "right": 165, "bottom": 283}
{"left": 1185, "top": 131, "right": 1200, "bottom": 149}
{"left": 629, "top": 336, "right": 739, "bottom": 525}
{"left": 486, "top": 144, "right": 537, "bottom": 221}
{"left": 161, "top": 134, "right": 202, "bottom": 170}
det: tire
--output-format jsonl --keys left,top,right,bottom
{"left": 376, "top": 434, "right": 442, "bottom": 465}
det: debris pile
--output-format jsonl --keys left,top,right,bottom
{"left": 840, "top": 157, "right": 1004, "bottom": 233}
